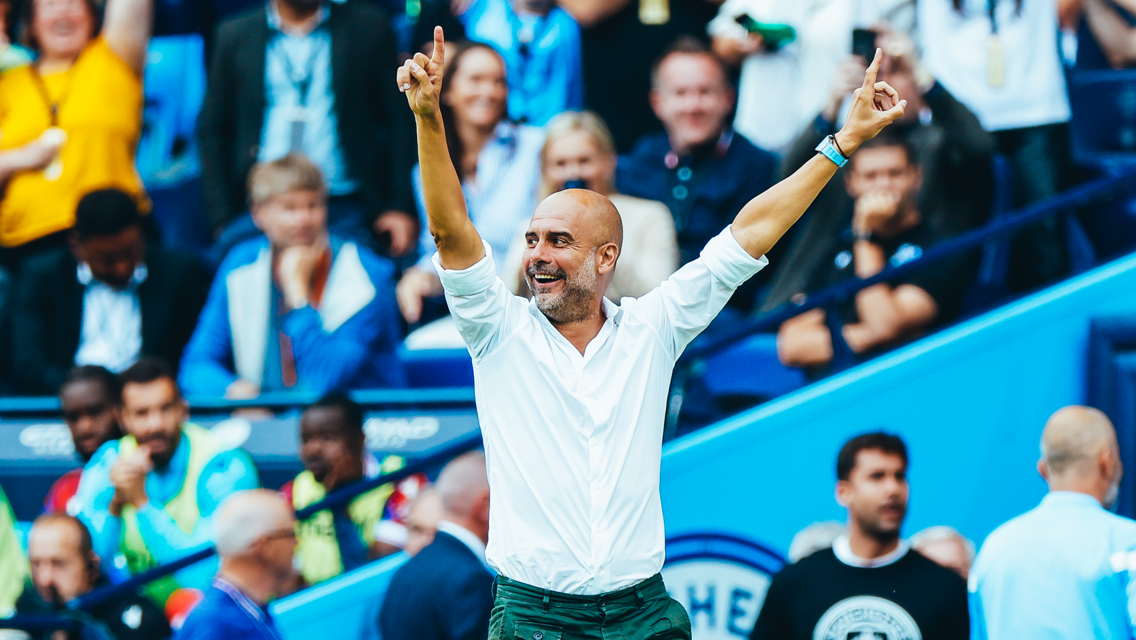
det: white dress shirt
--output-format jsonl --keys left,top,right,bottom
{"left": 73, "top": 263, "right": 147, "bottom": 372}
{"left": 434, "top": 226, "right": 766, "bottom": 595}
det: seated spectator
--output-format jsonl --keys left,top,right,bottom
{"left": 910, "top": 525, "right": 974, "bottom": 580}
{"left": 1081, "top": 0, "right": 1136, "bottom": 67}
{"left": 0, "top": 0, "right": 152, "bottom": 271}
{"left": 775, "top": 132, "right": 978, "bottom": 373}
{"left": 763, "top": 30, "right": 994, "bottom": 314}
{"left": 397, "top": 41, "right": 543, "bottom": 325}
{"left": 180, "top": 153, "right": 406, "bottom": 398}
{"left": 44, "top": 366, "right": 124, "bottom": 514}
{"left": 73, "top": 358, "right": 260, "bottom": 605}
{"left": 750, "top": 433, "right": 968, "bottom": 640}
{"left": 616, "top": 37, "right": 778, "bottom": 306}
{"left": 920, "top": 0, "right": 1072, "bottom": 291}
{"left": 380, "top": 451, "right": 492, "bottom": 640}
{"left": 786, "top": 520, "right": 845, "bottom": 564}
{"left": 198, "top": 0, "right": 417, "bottom": 263}
{"left": 453, "top": 0, "right": 583, "bottom": 126}
{"left": 175, "top": 490, "right": 296, "bottom": 640}
{"left": 16, "top": 514, "right": 171, "bottom": 640}
{"left": 279, "top": 394, "right": 403, "bottom": 585}
{"left": 502, "top": 111, "right": 679, "bottom": 300}
{"left": 12, "top": 188, "right": 210, "bottom": 395}
{"left": 0, "top": 481, "right": 27, "bottom": 616}
{"left": 970, "top": 406, "right": 1136, "bottom": 639}
{"left": 372, "top": 473, "right": 434, "bottom": 558}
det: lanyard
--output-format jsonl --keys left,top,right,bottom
{"left": 988, "top": 0, "right": 998, "bottom": 35}
{"left": 214, "top": 578, "right": 284, "bottom": 640}
{"left": 273, "top": 34, "right": 321, "bottom": 108}
{"left": 28, "top": 64, "right": 76, "bottom": 128}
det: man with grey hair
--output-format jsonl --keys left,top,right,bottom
{"left": 911, "top": 526, "right": 974, "bottom": 579}
{"left": 380, "top": 452, "right": 493, "bottom": 640}
{"left": 970, "top": 406, "right": 1136, "bottom": 639}
{"left": 175, "top": 490, "right": 297, "bottom": 640}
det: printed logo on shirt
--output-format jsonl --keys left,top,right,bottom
{"left": 812, "top": 595, "right": 921, "bottom": 640}
{"left": 661, "top": 533, "right": 784, "bottom": 640}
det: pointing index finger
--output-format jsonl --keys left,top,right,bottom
{"left": 432, "top": 26, "right": 446, "bottom": 67}
{"left": 862, "top": 48, "right": 882, "bottom": 91}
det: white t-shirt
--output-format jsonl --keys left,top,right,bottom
{"left": 919, "top": 0, "right": 1070, "bottom": 131}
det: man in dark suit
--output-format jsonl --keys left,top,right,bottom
{"left": 11, "top": 189, "right": 209, "bottom": 395}
{"left": 198, "top": 0, "right": 417, "bottom": 262}
{"left": 380, "top": 451, "right": 493, "bottom": 640}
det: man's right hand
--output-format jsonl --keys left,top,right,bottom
{"left": 14, "top": 139, "right": 61, "bottom": 172}
{"left": 398, "top": 27, "right": 446, "bottom": 119}
{"left": 853, "top": 191, "right": 900, "bottom": 236}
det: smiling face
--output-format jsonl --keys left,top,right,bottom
{"left": 522, "top": 190, "right": 621, "bottom": 324}
{"left": 650, "top": 52, "right": 735, "bottom": 153}
{"left": 444, "top": 46, "right": 508, "bottom": 131}
{"left": 542, "top": 130, "right": 616, "bottom": 196}
{"left": 837, "top": 449, "right": 909, "bottom": 543}
{"left": 31, "top": 0, "right": 95, "bottom": 61}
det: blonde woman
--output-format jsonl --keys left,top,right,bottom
{"left": 504, "top": 111, "right": 679, "bottom": 300}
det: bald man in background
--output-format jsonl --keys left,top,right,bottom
{"left": 970, "top": 406, "right": 1136, "bottom": 640}
{"left": 379, "top": 452, "right": 493, "bottom": 640}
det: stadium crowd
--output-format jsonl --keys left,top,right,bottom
{"left": 0, "top": 0, "right": 1135, "bottom": 638}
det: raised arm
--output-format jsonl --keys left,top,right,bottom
{"left": 397, "top": 27, "right": 485, "bottom": 271}
{"left": 102, "top": 0, "right": 153, "bottom": 75}
{"left": 729, "top": 50, "right": 906, "bottom": 259}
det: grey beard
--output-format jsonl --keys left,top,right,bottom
{"left": 530, "top": 253, "right": 598, "bottom": 325}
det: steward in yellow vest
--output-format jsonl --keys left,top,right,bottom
{"left": 73, "top": 358, "right": 260, "bottom": 606}
{"left": 285, "top": 394, "right": 403, "bottom": 585}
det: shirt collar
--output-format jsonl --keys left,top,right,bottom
{"left": 267, "top": 0, "right": 329, "bottom": 35}
{"left": 437, "top": 520, "right": 491, "bottom": 570}
{"left": 77, "top": 263, "right": 148, "bottom": 289}
{"left": 831, "top": 533, "right": 910, "bottom": 568}
{"left": 1040, "top": 491, "right": 1105, "bottom": 510}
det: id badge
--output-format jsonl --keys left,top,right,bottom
{"left": 987, "top": 34, "right": 1005, "bottom": 88}
{"left": 40, "top": 126, "right": 67, "bottom": 181}
{"left": 283, "top": 105, "right": 308, "bottom": 151}
{"left": 639, "top": 0, "right": 669, "bottom": 25}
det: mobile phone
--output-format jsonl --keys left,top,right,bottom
{"left": 733, "top": 14, "right": 797, "bottom": 50}
{"left": 562, "top": 179, "right": 587, "bottom": 191}
{"left": 852, "top": 28, "right": 877, "bottom": 61}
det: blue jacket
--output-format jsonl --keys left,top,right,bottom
{"left": 380, "top": 532, "right": 494, "bottom": 640}
{"left": 179, "top": 237, "right": 405, "bottom": 396}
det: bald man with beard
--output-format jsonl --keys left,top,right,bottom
{"left": 397, "top": 27, "right": 905, "bottom": 640}
{"left": 970, "top": 406, "right": 1136, "bottom": 640}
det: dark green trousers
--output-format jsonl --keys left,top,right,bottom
{"left": 488, "top": 573, "right": 691, "bottom": 640}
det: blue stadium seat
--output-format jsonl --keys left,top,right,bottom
{"left": 698, "top": 334, "right": 807, "bottom": 405}
{"left": 1070, "top": 69, "right": 1136, "bottom": 173}
{"left": 137, "top": 34, "right": 206, "bottom": 184}
{"left": 399, "top": 348, "right": 475, "bottom": 388}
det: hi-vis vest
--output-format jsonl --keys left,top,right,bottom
{"left": 291, "top": 456, "right": 403, "bottom": 585}
{"left": 119, "top": 423, "right": 223, "bottom": 606}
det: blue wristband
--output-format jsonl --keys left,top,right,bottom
{"left": 815, "top": 135, "right": 849, "bottom": 168}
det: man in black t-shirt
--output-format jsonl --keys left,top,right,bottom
{"left": 750, "top": 432, "right": 969, "bottom": 640}
{"left": 776, "top": 130, "right": 977, "bottom": 373}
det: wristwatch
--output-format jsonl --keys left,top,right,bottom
{"left": 815, "top": 134, "right": 849, "bottom": 168}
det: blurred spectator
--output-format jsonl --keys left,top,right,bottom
{"left": 380, "top": 451, "right": 492, "bottom": 640}
{"left": 1081, "top": 0, "right": 1136, "bottom": 67}
{"left": 397, "top": 42, "right": 542, "bottom": 325}
{"left": 278, "top": 394, "right": 404, "bottom": 585}
{"left": 775, "top": 132, "right": 978, "bottom": 374}
{"left": 502, "top": 111, "right": 679, "bottom": 300}
{"left": 616, "top": 37, "right": 778, "bottom": 283}
{"left": 73, "top": 358, "right": 260, "bottom": 605}
{"left": 198, "top": 0, "right": 417, "bottom": 262}
{"left": 919, "top": 0, "right": 1073, "bottom": 290}
{"left": 0, "top": 0, "right": 32, "bottom": 71}
{"left": 970, "top": 406, "right": 1136, "bottom": 639}
{"left": 401, "top": 488, "right": 444, "bottom": 557}
{"left": 911, "top": 525, "right": 974, "bottom": 580}
{"left": 453, "top": 0, "right": 583, "bottom": 126}
{"left": 180, "top": 153, "right": 406, "bottom": 398}
{"left": 558, "top": 0, "right": 720, "bottom": 153}
{"left": 15, "top": 514, "right": 171, "bottom": 640}
{"left": 763, "top": 30, "right": 994, "bottom": 313}
{"left": 786, "top": 520, "right": 845, "bottom": 563}
{"left": 174, "top": 490, "right": 296, "bottom": 640}
{"left": 750, "top": 432, "right": 968, "bottom": 640}
{"left": 0, "top": 0, "right": 152, "bottom": 271}
{"left": 372, "top": 473, "right": 434, "bottom": 558}
{"left": 44, "top": 366, "right": 124, "bottom": 515}
{"left": 12, "top": 189, "right": 210, "bottom": 395}
{"left": 0, "top": 481, "right": 28, "bottom": 616}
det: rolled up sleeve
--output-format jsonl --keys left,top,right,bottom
{"left": 434, "top": 243, "right": 521, "bottom": 361}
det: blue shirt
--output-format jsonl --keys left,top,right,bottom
{"left": 176, "top": 580, "right": 283, "bottom": 640}
{"left": 260, "top": 2, "right": 357, "bottom": 195}
{"left": 414, "top": 121, "right": 543, "bottom": 276}
{"left": 616, "top": 130, "right": 778, "bottom": 266}
{"left": 970, "top": 491, "right": 1136, "bottom": 639}
{"left": 73, "top": 431, "right": 260, "bottom": 590}
{"left": 459, "top": 0, "right": 583, "bottom": 126}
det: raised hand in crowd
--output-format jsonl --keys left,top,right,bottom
{"left": 277, "top": 243, "right": 329, "bottom": 310}
{"left": 821, "top": 58, "right": 868, "bottom": 124}
{"left": 108, "top": 445, "right": 153, "bottom": 516}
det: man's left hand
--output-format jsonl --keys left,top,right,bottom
{"left": 835, "top": 49, "right": 906, "bottom": 156}
{"left": 372, "top": 210, "right": 418, "bottom": 257}
{"left": 110, "top": 447, "right": 153, "bottom": 509}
